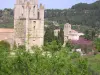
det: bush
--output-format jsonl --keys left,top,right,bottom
{"left": 94, "top": 38, "right": 100, "bottom": 52}
{"left": 18, "top": 45, "right": 25, "bottom": 50}
{"left": 0, "top": 47, "right": 90, "bottom": 75}
{"left": 0, "top": 40, "right": 10, "bottom": 52}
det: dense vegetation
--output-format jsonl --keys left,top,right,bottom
{"left": 45, "top": 1, "right": 100, "bottom": 29}
{"left": 0, "top": 40, "right": 100, "bottom": 75}
{"left": 87, "top": 54, "right": 100, "bottom": 74}
{"left": 0, "top": 8, "right": 13, "bottom": 28}
{"left": 94, "top": 38, "right": 100, "bottom": 52}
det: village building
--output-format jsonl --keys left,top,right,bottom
{"left": 54, "top": 23, "right": 84, "bottom": 41}
{"left": 98, "top": 34, "right": 100, "bottom": 38}
{"left": 0, "top": 28, "right": 14, "bottom": 46}
{"left": 54, "top": 29, "right": 60, "bottom": 37}
{"left": 54, "top": 26, "right": 60, "bottom": 37}
{"left": 63, "top": 23, "right": 84, "bottom": 45}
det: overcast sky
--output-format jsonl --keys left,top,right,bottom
{"left": 0, "top": 0, "right": 97, "bottom": 9}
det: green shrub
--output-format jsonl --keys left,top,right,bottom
{"left": 18, "top": 45, "right": 25, "bottom": 50}
{"left": 94, "top": 38, "right": 100, "bottom": 52}
{"left": 0, "top": 40, "right": 10, "bottom": 52}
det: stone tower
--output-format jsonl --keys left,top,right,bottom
{"left": 63, "top": 23, "right": 71, "bottom": 46}
{"left": 14, "top": 0, "right": 44, "bottom": 50}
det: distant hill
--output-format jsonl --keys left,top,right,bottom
{"left": 0, "top": 8, "right": 13, "bottom": 28}
{"left": 0, "top": 1, "right": 100, "bottom": 32}
{"left": 45, "top": 1, "right": 100, "bottom": 30}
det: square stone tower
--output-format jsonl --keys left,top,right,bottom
{"left": 63, "top": 23, "right": 71, "bottom": 47}
{"left": 64, "top": 23, "right": 71, "bottom": 42}
{"left": 14, "top": 0, "right": 44, "bottom": 49}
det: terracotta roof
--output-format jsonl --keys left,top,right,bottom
{"left": 0, "top": 28, "right": 14, "bottom": 33}
{"left": 71, "top": 29, "right": 78, "bottom": 33}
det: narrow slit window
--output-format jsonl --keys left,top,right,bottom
{"left": 34, "top": 26, "right": 35, "bottom": 29}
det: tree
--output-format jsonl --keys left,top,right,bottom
{"left": 58, "top": 28, "right": 64, "bottom": 45}
{"left": 84, "top": 30, "right": 90, "bottom": 40}
{"left": 0, "top": 40, "right": 10, "bottom": 52}
{"left": 84, "top": 29, "right": 96, "bottom": 40}
{"left": 44, "top": 27, "right": 54, "bottom": 44}
{"left": 91, "top": 30, "right": 96, "bottom": 40}
{"left": 94, "top": 38, "right": 100, "bottom": 52}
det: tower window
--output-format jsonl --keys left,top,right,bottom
{"left": 33, "top": 21, "right": 36, "bottom": 23}
{"left": 22, "top": 14, "right": 23, "bottom": 16}
{"left": 34, "top": 26, "right": 35, "bottom": 29}
{"left": 33, "top": 6, "right": 35, "bottom": 11}
{"left": 38, "top": 12, "right": 40, "bottom": 19}
{"left": 33, "top": 6, "right": 35, "bottom": 8}
{"left": 22, "top": 5, "right": 24, "bottom": 8}
{"left": 33, "top": 6, "right": 35, "bottom": 13}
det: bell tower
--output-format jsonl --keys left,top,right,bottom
{"left": 63, "top": 23, "right": 71, "bottom": 47}
{"left": 14, "top": 0, "right": 45, "bottom": 50}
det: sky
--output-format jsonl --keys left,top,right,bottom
{"left": 0, "top": 0, "right": 97, "bottom": 9}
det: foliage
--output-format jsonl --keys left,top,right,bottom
{"left": 13, "top": 42, "right": 17, "bottom": 50}
{"left": 0, "top": 45, "right": 91, "bottom": 75}
{"left": 84, "top": 29, "right": 96, "bottom": 40}
{"left": 0, "top": 39, "right": 99, "bottom": 75}
{"left": 44, "top": 25, "right": 55, "bottom": 44}
{"left": 0, "top": 40, "right": 10, "bottom": 52}
{"left": 43, "top": 40, "right": 62, "bottom": 54}
{"left": 87, "top": 54, "right": 100, "bottom": 75}
{"left": 65, "top": 40, "right": 74, "bottom": 50}
{"left": 94, "top": 38, "right": 100, "bottom": 52}
{"left": 44, "top": 1, "right": 100, "bottom": 33}
{"left": 58, "top": 28, "right": 64, "bottom": 45}
{"left": 72, "top": 1, "right": 100, "bottom": 10}
{"left": 18, "top": 45, "right": 26, "bottom": 50}
{"left": 0, "top": 8, "right": 13, "bottom": 28}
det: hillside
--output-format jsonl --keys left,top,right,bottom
{"left": 0, "top": 8, "right": 13, "bottom": 28}
{"left": 0, "top": 1, "right": 100, "bottom": 31}
{"left": 45, "top": 1, "right": 100, "bottom": 29}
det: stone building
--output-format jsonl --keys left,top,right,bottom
{"left": 0, "top": 0, "right": 44, "bottom": 49}
{"left": 0, "top": 28, "right": 14, "bottom": 46}
{"left": 54, "top": 29, "right": 60, "bottom": 37}
{"left": 63, "top": 23, "right": 84, "bottom": 46}
{"left": 54, "top": 26, "right": 60, "bottom": 37}
{"left": 14, "top": 0, "right": 44, "bottom": 49}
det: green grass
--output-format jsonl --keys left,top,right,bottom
{"left": 87, "top": 54, "right": 100, "bottom": 74}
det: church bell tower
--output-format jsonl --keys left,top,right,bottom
{"left": 14, "top": 0, "right": 44, "bottom": 50}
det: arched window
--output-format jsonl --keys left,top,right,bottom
{"left": 33, "top": 6, "right": 35, "bottom": 8}
{"left": 33, "top": 21, "right": 36, "bottom": 24}
{"left": 33, "top": 6, "right": 35, "bottom": 12}
{"left": 34, "top": 26, "right": 35, "bottom": 29}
